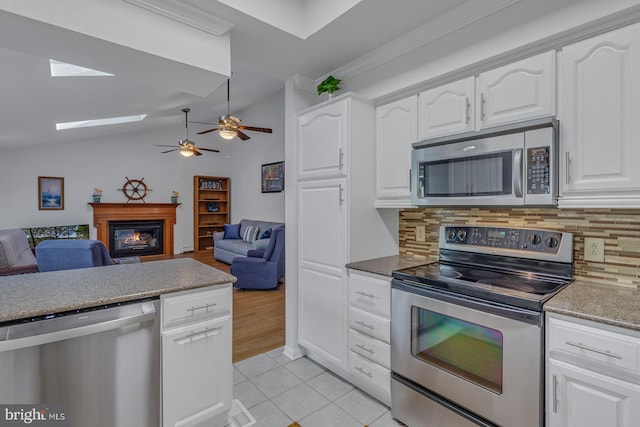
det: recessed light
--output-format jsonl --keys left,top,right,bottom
{"left": 56, "top": 114, "right": 147, "bottom": 130}
{"left": 49, "top": 59, "right": 114, "bottom": 77}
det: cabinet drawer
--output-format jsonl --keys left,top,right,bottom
{"left": 548, "top": 316, "right": 640, "bottom": 374}
{"left": 348, "top": 272, "right": 390, "bottom": 317}
{"left": 349, "top": 306, "right": 390, "bottom": 343}
{"left": 349, "top": 351, "right": 390, "bottom": 395}
{"left": 349, "top": 329, "right": 390, "bottom": 368}
{"left": 162, "top": 286, "right": 231, "bottom": 331}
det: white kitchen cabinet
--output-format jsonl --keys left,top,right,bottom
{"left": 546, "top": 313, "right": 640, "bottom": 427}
{"left": 161, "top": 285, "right": 232, "bottom": 427}
{"left": 418, "top": 76, "right": 475, "bottom": 140}
{"left": 418, "top": 51, "right": 555, "bottom": 142}
{"left": 559, "top": 22, "right": 640, "bottom": 207}
{"left": 347, "top": 270, "right": 391, "bottom": 405}
{"left": 298, "top": 98, "right": 348, "bottom": 181}
{"left": 298, "top": 178, "right": 348, "bottom": 369}
{"left": 375, "top": 95, "right": 418, "bottom": 208}
{"left": 296, "top": 93, "right": 397, "bottom": 375}
{"left": 478, "top": 50, "right": 556, "bottom": 129}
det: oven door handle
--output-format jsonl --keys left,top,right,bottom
{"left": 393, "top": 280, "right": 542, "bottom": 326}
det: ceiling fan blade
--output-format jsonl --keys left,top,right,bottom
{"left": 161, "top": 149, "right": 179, "bottom": 153}
{"left": 238, "top": 125, "right": 273, "bottom": 134}
{"left": 193, "top": 150, "right": 203, "bottom": 156}
{"left": 197, "top": 127, "right": 219, "bottom": 135}
{"left": 198, "top": 147, "right": 220, "bottom": 153}
{"left": 237, "top": 130, "right": 251, "bottom": 140}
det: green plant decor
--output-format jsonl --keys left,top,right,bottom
{"left": 317, "top": 75, "right": 342, "bottom": 96}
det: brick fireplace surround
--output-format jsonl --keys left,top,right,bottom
{"left": 89, "top": 203, "right": 180, "bottom": 261}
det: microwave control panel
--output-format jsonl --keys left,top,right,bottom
{"left": 526, "top": 146, "right": 550, "bottom": 194}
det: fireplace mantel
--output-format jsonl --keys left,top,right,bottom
{"left": 90, "top": 203, "right": 180, "bottom": 261}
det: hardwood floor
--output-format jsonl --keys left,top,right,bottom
{"left": 174, "top": 251, "right": 286, "bottom": 363}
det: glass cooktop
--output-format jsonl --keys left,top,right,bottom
{"left": 392, "top": 262, "right": 572, "bottom": 311}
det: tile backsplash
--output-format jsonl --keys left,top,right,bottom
{"left": 399, "top": 208, "right": 640, "bottom": 289}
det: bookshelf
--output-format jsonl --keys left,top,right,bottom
{"left": 193, "top": 176, "right": 230, "bottom": 254}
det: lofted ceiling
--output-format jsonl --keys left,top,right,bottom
{"left": 0, "top": 0, "right": 520, "bottom": 149}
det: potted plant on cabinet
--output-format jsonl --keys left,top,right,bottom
{"left": 317, "top": 75, "right": 342, "bottom": 100}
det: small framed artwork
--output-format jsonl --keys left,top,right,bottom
{"left": 261, "top": 161, "right": 284, "bottom": 193}
{"left": 38, "top": 176, "right": 64, "bottom": 210}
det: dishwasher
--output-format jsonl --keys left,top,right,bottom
{"left": 0, "top": 298, "right": 160, "bottom": 427}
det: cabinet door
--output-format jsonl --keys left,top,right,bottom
{"left": 418, "top": 76, "right": 474, "bottom": 140}
{"left": 298, "top": 179, "right": 348, "bottom": 369}
{"left": 162, "top": 315, "right": 232, "bottom": 427}
{"left": 375, "top": 96, "right": 417, "bottom": 207}
{"left": 548, "top": 359, "right": 640, "bottom": 427}
{"left": 560, "top": 23, "right": 640, "bottom": 201}
{"left": 298, "top": 99, "right": 348, "bottom": 181}
{"left": 478, "top": 51, "right": 556, "bottom": 129}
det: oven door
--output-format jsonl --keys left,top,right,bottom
{"left": 391, "top": 281, "right": 543, "bottom": 427}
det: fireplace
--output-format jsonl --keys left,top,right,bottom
{"left": 90, "top": 203, "right": 179, "bottom": 261}
{"left": 108, "top": 220, "right": 164, "bottom": 258}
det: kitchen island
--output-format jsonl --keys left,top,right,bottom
{"left": 0, "top": 257, "right": 235, "bottom": 322}
{"left": 0, "top": 258, "right": 235, "bottom": 427}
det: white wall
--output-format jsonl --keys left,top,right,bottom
{"left": 0, "top": 89, "right": 285, "bottom": 253}
{"left": 222, "top": 90, "right": 286, "bottom": 224}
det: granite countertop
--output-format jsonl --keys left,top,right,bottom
{"left": 346, "top": 254, "right": 433, "bottom": 277}
{"left": 544, "top": 280, "right": 640, "bottom": 332}
{"left": 0, "top": 258, "right": 236, "bottom": 323}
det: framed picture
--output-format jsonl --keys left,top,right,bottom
{"left": 38, "top": 176, "right": 64, "bottom": 210}
{"left": 261, "top": 161, "right": 284, "bottom": 193}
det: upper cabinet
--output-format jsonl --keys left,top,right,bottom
{"left": 418, "top": 51, "right": 556, "bottom": 142}
{"left": 375, "top": 95, "right": 418, "bottom": 208}
{"left": 418, "top": 77, "right": 474, "bottom": 140}
{"left": 478, "top": 51, "right": 556, "bottom": 129}
{"left": 298, "top": 100, "right": 349, "bottom": 181}
{"left": 559, "top": 22, "right": 640, "bottom": 207}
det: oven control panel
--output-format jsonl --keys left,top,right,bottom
{"left": 442, "top": 226, "right": 565, "bottom": 255}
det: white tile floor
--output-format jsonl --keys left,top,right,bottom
{"left": 233, "top": 348, "right": 401, "bottom": 427}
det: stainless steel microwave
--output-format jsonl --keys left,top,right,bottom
{"left": 411, "top": 118, "right": 558, "bottom": 207}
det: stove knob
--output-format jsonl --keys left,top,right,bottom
{"left": 447, "top": 229, "right": 457, "bottom": 241}
{"left": 530, "top": 234, "right": 541, "bottom": 246}
{"left": 545, "top": 237, "right": 559, "bottom": 248}
{"left": 457, "top": 229, "right": 467, "bottom": 241}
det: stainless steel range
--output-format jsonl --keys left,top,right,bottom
{"left": 391, "top": 225, "right": 573, "bottom": 427}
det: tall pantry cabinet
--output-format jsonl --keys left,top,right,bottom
{"left": 296, "top": 93, "right": 397, "bottom": 373}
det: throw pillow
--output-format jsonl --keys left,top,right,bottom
{"left": 223, "top": 223, "right": 241, "bottom": 239}
{"left": 242, "top": 225, "right": 260, "bottom": 243}
{"left": 260, "top": 228, "right": 272, "bottom": 239}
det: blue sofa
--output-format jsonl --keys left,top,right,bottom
{"left": 213, "top": 219, "right": 284, "bottom": 264}
{"left": 230, "top": 225, "right": 285, "bottom": 290}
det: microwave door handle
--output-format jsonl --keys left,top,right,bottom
{"left": 514, "top": 148, "right": 523, "bottom": 198}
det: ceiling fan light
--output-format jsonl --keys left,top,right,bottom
{"left": 219, "top": 128, "right": 237, "bottom": 140}
{"left": 180, "top": 149, "right": 195, "bottom": 157}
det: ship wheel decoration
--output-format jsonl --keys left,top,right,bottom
{"left": 119, "top": 177, "right": 152, "bottom": 202}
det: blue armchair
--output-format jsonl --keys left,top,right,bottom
{"left": 230, "top": 225, "right": 285, "bottom": 290}
{"left": 36, "top": 239, "right": 115, "bottom": 272}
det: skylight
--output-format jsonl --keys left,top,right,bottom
{"left": 56, "top": 115, "right": 147, "bottom": 130}
{"left": 49, "top": 59, "right": 114, "bottom": 77}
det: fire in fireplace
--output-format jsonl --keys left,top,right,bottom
{"left": 108, "top": 220, "right": 164, "bottom": 258}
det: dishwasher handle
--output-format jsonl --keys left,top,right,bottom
{"left": 0, "top": 300, "right": 158, "bottom": 352}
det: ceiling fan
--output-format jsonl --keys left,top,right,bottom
{"left": 196, "top": 79, "right": 273, "bottom": 141}
{"left": 156, "top": 108, "right": 220, "bottom": 157}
